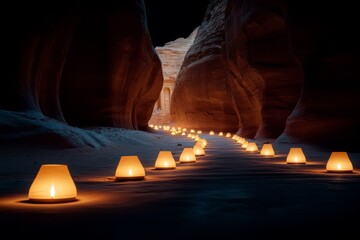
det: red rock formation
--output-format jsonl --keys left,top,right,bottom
{"left": 224, "top": 0, "right": 303, "bottom": 139}
{"left": 0, "top": 1, "right": 163, "bottom": 146}
{"left": 171, "top": 0, "right": 302, "bottom": 138}
{"left": 278, "top": 1, "right": 360, "bottom": 150}
{"left": 61, "top": 1, "right": 163, "bottom": 130}
{"left": 171, "top": 0, "right": 239, "bottom": 132}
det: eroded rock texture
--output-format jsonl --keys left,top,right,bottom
{"left": 171, "top": 0, "right": 239, "bottom": 132}
{"left": 61, "top": 1, "right": 163, "bottom": 130}
{"left": 171, "top": 0, "right": 302, "bottom": 138}
{"left": 278, "top": 2, "right": 360, "bottom": 149}
{"left": 0, "top": 0, "right": 162, "bottom": 147}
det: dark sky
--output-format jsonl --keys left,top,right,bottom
{"left": 144, "top": 0, "right": 210, "bottom": 47}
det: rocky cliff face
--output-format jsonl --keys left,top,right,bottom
{"left": 155, "top": 27, "right": 198, "bottom": 81}
{"left": 171, "top": 0, "right": 239, "bottom": 132}
{"left": 0, "top": 0, "right": 163, "bottom": 146}
{"left": 171, "top": 0, "right": 359, "bottom": 149}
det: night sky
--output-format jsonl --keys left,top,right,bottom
{"left": 144, "top": 0, "right": 210, "bottom": 47}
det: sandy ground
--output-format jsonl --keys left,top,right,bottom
{"left": 1, "top": 127, "right": 359, "bottom": 239}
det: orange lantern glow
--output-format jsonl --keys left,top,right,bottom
{"left": 209, "top": 131, "right": 215, "bottom": 135}
{"left": 260, "top": 143, "right": 275, "bottom": 157}
{"left": 197, "top": 130, "right": 202, "bottom": 134}
{"left": 155, "top": 151, "right": 176, "bottom": 169}
{"left": 190, "top": 129, "right": 195, "bottom": 133}
{"left": 326, "top": 152, "right": 353, "bottom": 173}
{"left": 246, "top": 142, "right": 258, "bottom": 152}
{"left": 179, "top": 148, "right": 196, "bottom": 163}
{"left": 241, "top": 141, "right": 249, "bottom": 149}
{"left": 286, "top": 148, "right": 306, "bottom": 164}
{"left": 237, "top": 137, "right": 245, "bottom": 144}
{"left": 181, "top": 132, "right": 186, "bottom": 135}
{"left": 219, "top": 132, "right": 223, "bottom": 136}
{"left": 196, "top": 140, "right": 205, "bottom": 148}
{"left": 28, "top": 164, "right": 77, "bottom": 203}
{"left": 226, "top": 132, "right": 231, "bottom": 138}
{"left": 193, "top": 144, "right": 205, "bottom": 156}
{"left": 115, "top": 156, "right": 145, "bottom": 181}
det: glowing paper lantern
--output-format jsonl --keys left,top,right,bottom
{"left": 199, "top": 138, "right": 207, "bottom": 147}
{"left": 179, "top": 148, "right": 196, "bottom": 163}
{"left": 246, "top": 142, "right": 258, "bottom": 152}
{"left": 171, "top": 131, "right": 176, "bottom": 135}
{"left": 209, "top": 131, "right": 215, "bottom": 135}
{"left": 154, "top": 125, "right": 159, "bottom": 130}
{"left": 219, "top": 132, "right": 223, "bottom": 136}
{"left": 197, "top": 130, "right": 202, "bottom": 134}
{"left": 326, "top": 152, "right": 353, "bottom": 173}
{"left": 115, "top": 156, "right": 145, "bottom": 181}
{"left": 286, "top": 148, "right": 306, "bottom": 164}
{"left": 155, "top": 151, "right": 176, "bottom": 169}
{"left": 181, "top": 132, "right": 186, "bottom": 135}
{"left": 28, "top": 164, "right": 77, "bottom": 203}
{"left": 241, "top": 141, "right": 249, "bottom": 149}
{"left": 190, "top": 129, "right": 195, "bottom": 133}
{"left": 193, "top": 144, "right": 205, "bottom": 156}
{"left": 260, "top": 143, "right": 275, "bottom": 157}
{"left": 237, "top": 137, "right": 245, "bottom": 144}
{"left": 149, "top": 124, "right": 154, "bottom": 128}
{"left": 226, "top": 132, "right": 231, "bottom": 138}
{"left": 196, "top": 141, "right": 205, "bottom": 148}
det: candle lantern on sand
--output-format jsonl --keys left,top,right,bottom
{"left": 115, "top": 156, "right": 145, "bottom": 181}
{"left": 155, "top": 151, "right": 176, "bottom": 170}
{"left": 28, "top": 164, "right": 77, "bottom": 203}
{"left": 260, "top": 143, "right": 275, "bottom": 157}
{"left": 326, "top": 152, "right": 353, "bottom": 173}
{"left": 286, "top": 148, "right": 306, "bottom": 164}
{"left": 179, "top": 148, "right": 196, "bottom": 163}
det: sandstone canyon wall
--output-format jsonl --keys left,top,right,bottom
{"left": 149, "top": 27, "right": 199, "bottom": 125}
{"left": 278, "top": 1, "right": 360, "bottom": 150}
{"left": 171, "top": 0, "right": 239, "bottom": 132}
{"left": 0, "top": 0, "right": 163, "bottom": 146}
{"left": 171, "top": 0, "right": 359, "bottom": 149}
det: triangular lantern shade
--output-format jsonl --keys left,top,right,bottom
{"left": 241, "top": 141, "right": 249, "bottom": 149}
{"left": 179, "top": 148, "right": 196, "bottom": 163}
{"left": 286, "top": 148, "right": 306, "bottom": 164}
{"left": 226, "top": 132, "right": 231, "bottom": 138}
{"left": 246, "top": 142, "right": 258, "bottom": 152}
{"left": 28, "top": 164, "right": 77, "bottom": 203}
{"left": 115, "top": 156, "right": 145, "bottom": 181}
{"left": 219, "top": 132, "right": 223, "bottom": 136}
{"left": 209, "top": 131, "right": 215, "bottom": 135}
{"left": 193, "top": 144, "right": 205, "bottom": 156}
{"left": 155, "top": 151, "right": 176, "bottom": 170}
{"left": 260, "top": 143, "right": 275, "bottom": 157}
{"left": 326, "top": 152, "right": 353, "bottom": 173}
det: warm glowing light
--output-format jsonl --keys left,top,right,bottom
{"left": 190, "top": 129, "right": 195, "bottom": 133}
{"left": 28, "top": 164, "right": 77, "bottom": 203}
{"left": 219, "top": 132, "right": 223, "bottom": 136}
{"left": 286, "top": 148, "right": 306, "bottom": 164}
{"left": 237, "top": 137, "right": 245, "bottom": 144}
{"left": 326, "top": 152, "right": 353, "bottom": 173}
{"left": 154, "top": 125, "right": 159, "bottom": 130}
{"left": 149, "top": 124, "right": 154, "bottom": 128}
{"left": 183, "top": 128, "right": 187, "bottom": 132}
{"left": 115, "top": 156, "right": 145, "bottom": 181}
{"left": 179, "top": 148, "right": 196, "bottom": 163}
{"left": 209, "top": 131, "right": 215, "bottom": 135}
{"left": 155, "top": 151, "right": 176, "bottom": 169}
{"left": 171, "top": 132, "right": 176, "bottom": 135}
{"left": 50, "top": 185, "right": 55, "bottom": 199}
{"left": 260, "top": 143, "right": 275, "bottom": 157}
{"left": 245, "top": 142, "right": 258, "bottom": 152}
{"left": 193, "top": 144, "right": 205, "bottom": 156}
{"left": 181, "top": 132, "right": 186, "bottom": 135}
{"left": 226, "top": 132, "right": 231, "bottom": 138}
{"left": 241, "top": 141, "right": 249, "bottom": 149}
{"left": 197, "top": 130, "right": 202, "bottom": 134}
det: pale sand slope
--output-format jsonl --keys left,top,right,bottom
{"left": 0, "top": 128, "right": 359, "bottom": 239}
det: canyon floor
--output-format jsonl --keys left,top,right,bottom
{"left": 1, "top": 127, "right": 359, "bottom": 239}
